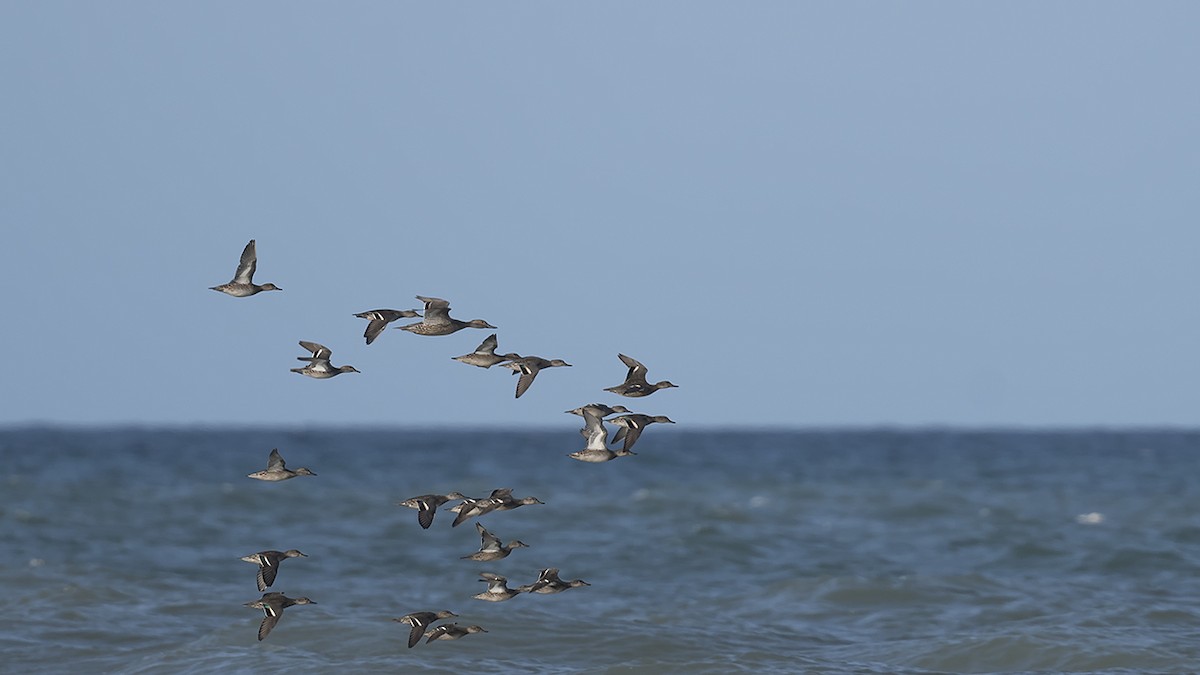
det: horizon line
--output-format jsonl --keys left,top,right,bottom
{"left": 4, "top": 422, "right": 1200, "bottom": 433}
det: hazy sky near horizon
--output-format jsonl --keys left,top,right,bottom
{"left": 2, "top": 3, "right": 1198, "bottom": 428}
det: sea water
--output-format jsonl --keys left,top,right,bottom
{"left": 2, "top": 428, "right": 1198, "bottom": 674}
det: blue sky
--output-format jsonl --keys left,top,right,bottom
{"left": 2, "top": 3, "right": 1197, "bottom": 427}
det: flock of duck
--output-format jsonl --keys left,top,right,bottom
{"left": 212, "top": 240, "right": 679, "bottom": 646}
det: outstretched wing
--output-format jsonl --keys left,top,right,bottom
{"left": 407, "top": 621, "right": 425, "bottom": 647}
{"left": 514, "top": 363, "right": 539, "bottom": 398}
{"left": 266, "top": 448, "right": 286, "bottom": 472}
{"left": 257, "top": 611, "right": 280, "bottom": 641}
{"left": 617, "top": 353, "right": 648, "bottom": 381}
{"left": 258, "top": 559, "right": 279, "bottom": 589}
{"left": 363, "top": 319, "right": 389, "bottom": 345}
{"left": 417, "top": 500, "right": 437, "bottom": 529}
{"left": 476, "top": 522, "right": 501, "bottom": 550}
{"left": 233, "top": 240, "right": 257, "bottom": 284}
{"left": 619, "top": 423, "right": 644, "bottom": 452}
{"left": 582, "top": 412, "right": 610, "bottom": 450}
{"left": 475, "top": 334, "right": 499, "bottom": 354}
{"left": 298, "top": 341, "right": 332, "bottom": 360}
{"left": 416, "top": 296, "right": 452, "bottom": 325}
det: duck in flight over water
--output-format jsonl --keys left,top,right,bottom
{"left": 247, "top": 448, "right": 316, "bottom": 482}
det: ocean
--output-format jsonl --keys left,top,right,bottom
{"left": 1, "top": 428, "right": 1198, "bottom": 674}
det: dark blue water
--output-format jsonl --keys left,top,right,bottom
{"left": 2, "top": 428, "right": 1199, "bottom": 673}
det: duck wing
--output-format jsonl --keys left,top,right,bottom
{"left": 476, "top": 522, "right": 502, "bottom": 550}
{"left": 363, "top": 317, "right": 390, "bottom": 345}
{"left": 416, "top": 499, "right": 439, "bottom": 529}
{"left": 297, "top": 341, "right": 333, "bottom": 361}
{"left": 582, "top": 412, "right": 610, "bottom": 450}
{"left": 258, "top": 557, "right": 279, "bottom": 590}
{"left": 266, "top": 448, "right": 287, "bottom": 472}
{"left": 513, "top": 362, "right": 540, "bottom": 398}
{"left": 257, "top": 609, "right": 281, "bottom": 641}
{"left": 618, "top": 422, "right": 644, "bottom": 452}
{"left": 233, "top": 240, "right": 257, "bottom": 284}
{"left": 475, "top": 333, "right": 499, "bottom": 355}
{"left": 416, "top": 296, "right": 453, "bottom": 325}
{"left": 399, "top": 613, "right": 433, "bottom": 648}
{"left": 617, "top": 353, "right": 648, "bottom": 382}
{"left": 406, "top": 620, "right": 426, "bottom": 648}
{"left": 453, "top": 499, "right": 498, "bottom": 527}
